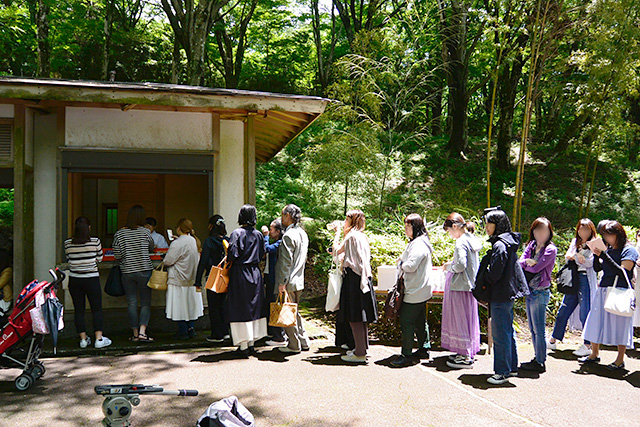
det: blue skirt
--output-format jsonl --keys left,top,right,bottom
{"left": 583, "top": 287, "right": 634, "bottom": 348}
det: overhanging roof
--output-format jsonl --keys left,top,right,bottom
{"left": 0, "top": 76, "right": 330, "bottom": 162}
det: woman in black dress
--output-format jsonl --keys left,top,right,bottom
{"left": 227, "top": 205, "right": 267, "bottom": 358}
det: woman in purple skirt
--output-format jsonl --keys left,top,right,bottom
{"left": 441, "top": 212, "right": 483, "bottom": 369}
{"left": 580, "top": 220, "right": 638, "bottom": 370}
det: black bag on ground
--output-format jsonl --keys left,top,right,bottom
{"left": 472, "top": 251, "right": 493, "bottom": 303}
{"left": 104, "top": 265, "right": 125, "bottom": 297}
{"left": 384, "top": 274, "right": 404, "bottom": 321}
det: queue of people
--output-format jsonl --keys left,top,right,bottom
{"left": 63, "top": 202, "right": 640, "bottom": 384}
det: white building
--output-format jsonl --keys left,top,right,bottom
{"left": 0, "top": 77, "right": 328, "bottom": 306}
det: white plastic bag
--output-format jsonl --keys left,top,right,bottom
{"left": 197, "top": 396, "right": 255, "bottom": 427}
{"left": 325, "top": 256, "right": 342, "bottom": 312}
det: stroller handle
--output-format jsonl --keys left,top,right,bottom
{"left": 46, "top": 268, "right": 66, "bottom": 292}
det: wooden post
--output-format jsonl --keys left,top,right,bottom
{"left": 12, "top": 105, "right": 26, "bottom": 297}
{"left": 56, "top": 106, "right": 65, "bottom": 265}
{"left": 244, "top": 114, "right": 256, "bottom": 205}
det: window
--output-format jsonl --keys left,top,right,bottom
{"left": 0, "top": 120, "right": 12, "bottom": 161}
{"left": 104, "top": 204, "right": 118, "bottom": 236}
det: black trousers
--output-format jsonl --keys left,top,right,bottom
{"left": 68, "top": 276, "right": 104, "bottom": 334}
{"left": 206, "top": 289, "right": 229, "bottom": 339}
{"left": 265, "top": 274, "right": 285, "bottom": 341}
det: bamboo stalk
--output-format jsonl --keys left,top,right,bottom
{"left": 578, "top": 141, "right": 594, "bottom": 220}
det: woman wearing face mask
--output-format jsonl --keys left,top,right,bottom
{"left": 481, "top": 210, "right": 529, "bottom": 385}
{"left": 518, "top": 217, "right": 557, "bottom": 373}
{"left": 579, "top": 220, "right": 638, "bottom": 370}
{"left": 441, "top": 212, "right": 482, "bottom": 369}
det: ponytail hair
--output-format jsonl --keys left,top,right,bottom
{"left": 443, "top": 212, "right": 475, "bottom": 234}
{"left": 176, "top": 218, "right": 202, "bottom": 252}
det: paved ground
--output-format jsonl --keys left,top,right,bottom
{"left": 1, "top": 334, "right": 640, "bottom": 427}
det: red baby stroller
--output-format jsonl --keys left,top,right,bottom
{"left": 0, "top": 268, "right": 65, "bottom": 390}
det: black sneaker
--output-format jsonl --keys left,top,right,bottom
{"left": 412, "top": 348, "right": 430, "bottom": 360}
{"left": 390, "top": 355, "right": 413, "bottom": 368}
{"left": 188, "top": 328, "right": 197, "bottom": 338}
{"left": 520, "top": 359, "right": 546, "bottom": 373}
{"left": 206, "top": 336, "right": 225, "bottom": 343}
{"left": 446, "top": 355, "right": 474, "bottom": 369}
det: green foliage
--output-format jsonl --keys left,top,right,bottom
{"left": 0, "top": 189, "right": 13, "bottom": 228}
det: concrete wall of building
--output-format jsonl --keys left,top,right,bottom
{"left": 65, "top": 107, "right": 213, "bottom": 151}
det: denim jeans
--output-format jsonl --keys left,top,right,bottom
{"left": 177, "top": 320, "right": 195, "bottom": 335}
{"left": 122, "top": 271, "right": 153, "bottom": 329}
{"left": 552, "top": 273, "right": 591, "bottom": 344}
{"left": 525, "top": 288, "right": 551, "bottom": 364}
{"left": 491, "top": 300, "right": 518, "bottom": 376}
{"left": 399, "top": 302, "right": 431, "bottom": 357}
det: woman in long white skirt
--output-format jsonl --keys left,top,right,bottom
{"left": 164, "top": 218, "right": 203, "bottom": 339}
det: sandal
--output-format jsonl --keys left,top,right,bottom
{"left": 129, "top": 336, "right": 139, "bottom": 342}
{"left": 138, "top": 333, "right": 154, "bottom": 343}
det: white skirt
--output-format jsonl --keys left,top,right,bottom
{"left": 230, "top": 318, "right": 267, "bottom": 346}
{"left": 165, "top": 285, "right": 204, "bottom": 321}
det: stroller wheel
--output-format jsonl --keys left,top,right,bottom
{"left": 30, "top": 363, "right": 45, "bottom": 379}
{"left": 15, "top": 373, "right": 34, "bottom": 391}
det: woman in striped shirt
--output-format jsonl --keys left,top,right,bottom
{"left": 113, "top": 205, "right": 155, "bottom": 342}
{"left": 64, "top": 217, "right": 112, "bottom": 349}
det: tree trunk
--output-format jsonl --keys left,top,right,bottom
{"left": 160, "top": 0, "right": 229, "bottom": 87}
{"left": 101, "top": 1, "right": 114, "bottom": 80}
{"left": 554, "top": 112, "right": 589, "bottom": 154}
{"left": 440, "top": 1, "right": 469, "bottom": 156}
{"left": 171, "top": 36, "right": 181, "bottom": 84}
{"left": 186, "top": 13, "right": 210, "bottom": 86}
{"left": 28, "top": 0, "right": 50, "bottom": 77}
{"left": 495, "top": 57, "right": 523, "bottom": 170}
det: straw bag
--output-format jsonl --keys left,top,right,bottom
{"left": 147, "top": 262, "right": 168, "bottom": 291}
{"left": 206, "top": 256, "right": 231, "bottom": 293}
{"left": 269, "top": 292, "right": 297, "bottom": 328}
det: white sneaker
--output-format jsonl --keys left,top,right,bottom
{"left": 95, "top": 337, "right": 112, "bottom": 349}
{"left": 487, "top": 374, "right": 510, "bottom": 385}
{"left": 265, "top": 340, "right": 287, "bottom": 347}
{"left": 341, "top": 344, "right": 351, "bottom": 350}
{"left": 79, "top": 337, "right": 91, "bottom": 349}
{"left": 547, "top": 340, "right": 557, "bottom": 350}
{"left": 341, "top": 354, "right": 367, "bottom": 363}
{"left": 573, "top": 344, "right": 591, "bottom": 357}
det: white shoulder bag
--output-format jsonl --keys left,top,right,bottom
{"left": 604, "top": 272, "right": 636, "bottom": 317}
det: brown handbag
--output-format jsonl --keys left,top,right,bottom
{"left": 384, "top": 274, "right": 404, "bottom": 321}
{"left": 269, "top": 292, "right": 298, "bottom": 328}
{"left": 205, "top": 256, "right": 231, "bottom": 293}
